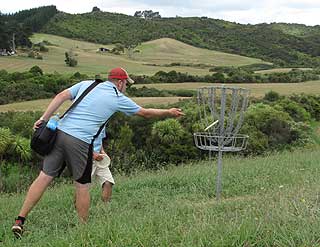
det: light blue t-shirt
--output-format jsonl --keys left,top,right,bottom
{"left": 93, "top": 128, "right": 106, "bottom": 153}
{"left": 58, "top": 80, "right": 141, "bottom": 144}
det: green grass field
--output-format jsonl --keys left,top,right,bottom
{"left": 0, "top": 34, "right": 267, "bottom": 76}
{"left": 134, "top": 81, "right": 320, "bottom": 98}
{"left": 0, "top": 97, "right": 189, "bottom": 113}
{"left": 0, "top": 81, "right": 318, "bottom": 112}
{"left": 135, "top": 38, "right": 265, "bottom": 66}
{"left": 1, "top": 147, "right": 320, "bottom": 246}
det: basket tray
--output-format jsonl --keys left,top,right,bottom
{"left": 193, "top": 132, "right": 249, "bottom": 152}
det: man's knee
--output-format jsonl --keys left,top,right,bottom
{"left": 38, "top": 171, "right": 54, "bottom": 184}
{"left": 75, "top": 181, "right": 90, "bottom": 192}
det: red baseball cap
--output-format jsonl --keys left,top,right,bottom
{"left": 108, "top": 67, "right": 134, "bottom": 84}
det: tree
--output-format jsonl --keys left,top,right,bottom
{"left": 0, "top": 14, "right": 10, "bottom": 49}
{"left": 134, "top": 11, "right": 142, "bottom": 18}
{"left": 65, "top": 51, "right": 78, "bottom": 67}
{"left": 110, "top": 43, "right": 125, "bottom": 54}
{"left": 29, "top": 65, "right": 43, "bottom": 75}
{"left": 123, "top": 37, "right": 140, "bottom": 58}
{"left": 134, "top": 10, "right": 161, "bottom": 19}
{"left": 92, "top": 6, "right": 101, "bottom": 12}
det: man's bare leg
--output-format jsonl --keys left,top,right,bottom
{"left": 18, "top": 171, "right": 54, "bottom": 217}
{"left": 102, "top": 181, "right": 113, "bottom": 203}
{"left": 12, "top": 171, "right": 53, "bottom": 238}
{"left": 75, "top": 182, "right": 90, "bottom": 223}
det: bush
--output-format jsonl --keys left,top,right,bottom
{"left": 241, "top": 103, "right": 309, "bottom": 153}
{"left": 27, "top": 50, "right": 36, "bottom": 58}
{"left": 29, "top": 65, "right": 43, "bottom": 75}
{"left": 275, "top": 99, "right": 311, "bottom": 122}
{"left": 0, "top": 162, "right": 37, "bottom": 193}
{"left": 264, "top": 90, "right": 280, "bottom": 102}
{"left": 65, "top": 52, "right": 78, "bottom": 67}
{"left": 152, "top": 119, "right": 185, "bottom": 144}
{"left": 289, "top": 94, "right": 320, "bottom": 121}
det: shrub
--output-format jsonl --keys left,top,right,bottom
{"left": 289, "top": 94, "right": 320, "bottom": 121}
{"left": 65, "top": 52, "right": 78, "bottom": 67}
{"left": 241, "top": 103, "right": 309, "bottom": 152}
{"left": 152, "top": 119, "right": 185, "bottom": 144}
{"left": 264, "top": 90, "right": 280, "bottom": 102}
{"left": 0, "top": 162, "right": 37, "bottom": 193}
{"left": 27, "top": 50, "right": 36, "bottom": 58}
{"left": 275, "top": 99, "right": 311, "bottom": 122}
{"left": 29, "top": 65, "right": 43, "bottom": 75}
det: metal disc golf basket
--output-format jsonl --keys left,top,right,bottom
{"left": 194, "top": 86, "right": 250, "bottom": 200}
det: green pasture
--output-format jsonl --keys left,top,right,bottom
{"left": 0, "top": 33, "right": 266, "bottom": 76}
{"left": 134, "top": 81, "right": 320, "bottom": 97}
{"left": 0, "top": 97, "right": 188, "bottom": 113}
{"left": 1, "top": 148, "right": 320, "bottom": 246}
{"left": 135, "top": 38, "right": 266, "bottom": 66}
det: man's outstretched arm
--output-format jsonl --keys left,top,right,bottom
{"left": 135, "top": 107, "right": 184, "bottom": 119}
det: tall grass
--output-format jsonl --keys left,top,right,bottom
{"left": 1, "top": 148, "right": 320, "bottom": 246}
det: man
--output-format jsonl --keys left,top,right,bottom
{"left": 92, "top": 128, "right": 114, "bottom": 203}
{"left": 12, "top": 67, "right": 184, "bottom": 238}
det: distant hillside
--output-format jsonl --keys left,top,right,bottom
{"left": 41, "top": 10, "right": 320, "bottom": 67}
{"left": 0, "top": 33, "right": 265, "bottom": 75}
{"left": 270, "top": 23, "right": 320, "bottom": 37}
{"left": 0, "top": 6, "right": 58, "bottom": 50}
{"left": 4, "top": 5, "right": 58, "bottom": 32}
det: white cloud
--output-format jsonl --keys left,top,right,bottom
{"left": 1, "top": 0, "right": 320, "bottom": 26}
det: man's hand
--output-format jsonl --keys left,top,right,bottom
{"left": 93, "top": 152, "right": 105, "bottom": 161}
{"left": 33, "top": 119, "right": 45, "bottom": 130}
{"left": 169, "top": 108, "right": 185, "bottom": 118}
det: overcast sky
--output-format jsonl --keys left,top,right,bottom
{"left": 2, "top": 0, "right": 320, "bottom": 26}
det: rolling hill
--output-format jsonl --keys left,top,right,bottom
{"left": 41, "top": 10, "right": 320, "bottom": 67}
{"left": 3, "top": 6, "right": 320, "bottom": 68}
{"left": 0, "top": 33, "right": 266, "bottom": 76}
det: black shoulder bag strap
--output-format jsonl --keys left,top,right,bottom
{"left": 77, "top": 115, "right": 110, "bottom": 184}
{"left": 59, "top": 79, "right": 102, "bottom": 119}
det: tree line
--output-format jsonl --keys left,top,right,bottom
{"left": 0, "top": 67, "right": 319, "bottom": 105}
{"left": 130, "top": 68, "right": 320, "bottom": 84}
{"left": 0, "top": 6, "right": 58, "bottom": 51}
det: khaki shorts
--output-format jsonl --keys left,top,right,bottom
{"left": 91, "top": 154, "right": 115, "bottom": 186}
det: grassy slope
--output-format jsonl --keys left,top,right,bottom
{"left": 134, "top": 80, "right": 320, "bottom": 98}
{"left": 0, "top": 33, "right": 266, "bottom": 76}
{"left": 135, "top": 38, "right": 264, "bottom": 66}
{"left": 1, "top": 148, "right": 320, "bottom": 246}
